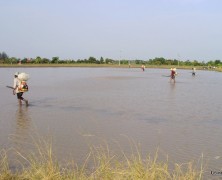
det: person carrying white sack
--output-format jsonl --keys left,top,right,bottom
{"left": 13, "top": 72, "right": 29, "bottom": 106}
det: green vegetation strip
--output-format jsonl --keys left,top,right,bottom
{"left": 0, "top": 63, "right": 207, "bottom": 70}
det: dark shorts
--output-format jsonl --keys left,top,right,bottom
{"left": 17, "top": 92, "right": 24, "bottom": 100}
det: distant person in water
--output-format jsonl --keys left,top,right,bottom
{"left": 192, "top": 67, "right": 196, "bottom": 76}
{"left": 141, "top": 65, "right": 145, "bottom": 71}
{"left": 170, "top": 68, "right": 177, "bottom": 83}
{"left": 13, "top": 72, "right": 29, "bottom": 106}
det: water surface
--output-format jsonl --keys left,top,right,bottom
{"left": 0, "top": 67, "right": 222, "bottom": 174}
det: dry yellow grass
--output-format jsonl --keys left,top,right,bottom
{"left": 0, "top": 139, "right": 204, "bottom": 180}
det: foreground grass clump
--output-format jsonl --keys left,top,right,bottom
{"left": 0, "top": 143, "right": 204, "bottom": 180}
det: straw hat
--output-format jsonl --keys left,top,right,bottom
{"left": 14, "top": 72, "right": 20, "bottom": 76}
{"left": 18, "top": 72, "right": 29, "bottom": 81}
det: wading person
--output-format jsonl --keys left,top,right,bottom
{"left": 13, "top": 72, "right": 29, "bottom": 106}
{"left": 170, "top": 68, "right": 177, "bottom": 83}
{"left": 141, "top": 64, "right": 145, "bottom": 71}
{"left": 192, "top": 67, "right": 196, "bottom": 76}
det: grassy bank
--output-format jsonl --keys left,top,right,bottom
{"left": 0, "top": 63, "right": 127, "bottom": 68}
{"left": 0, "top": 142, "right": 204, "bottom": 180}
{"left": 215, "top": 67, "right": 222, "bottom": 72}
{"left": 0, "top": 63, "right": 206, "bottom": 70}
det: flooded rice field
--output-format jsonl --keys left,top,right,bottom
{"left": 0, "top": 67, "right": 222, "bottom": 173}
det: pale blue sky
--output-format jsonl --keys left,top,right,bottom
{"left": 0, "top": 0, "right": 222, "bottom": 61}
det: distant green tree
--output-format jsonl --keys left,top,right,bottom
{"left": 8, "top": 57, "right": 18, "bottom": 64}
{"left": 135, "top": 60, "right": 144, "bottom": 64}
{"left": 88, "top": 57, "right": 97, "bottom": 63}
{"left": 100, "top": 57, "right": 104, "bottom": 64}
{"left": 0, "top": 52, "right": 9, "bottom": 63}
{"left": 165, "top": 60, "right": 172, "bottom": 65}
{"left": 56, "top": 60, "right": 62, "bottom": 64}
{"left": 193, "top": 60, "right": 200, "bottom": 66}
{"left": 51, "top": 57, "right": 59, "bottom": 64}
{"left": 172, "top": 59, "right": 178, "bottom": 65}
{"left": 1, "top": 52, "right": 8, "bottom": 59}
{"left": 184, "top": 60, "right": 192, "bottom": 66}
{"left": 200, "top": 61, "right": 206, "bottom": 66}
{"left": 42, "top": 58, "right": 50, "bottom": 64}
{"left": 206, "top": 61, "right": 213, "bottom": 66}
{"left": 121, "top": 60, "right": 129, "bottom": 65}
{"left": 153, "top": 57, "right": 166, "bottom": 65}
{"left": 215, "top": 60, "right": 221, "bottom": 66}
{"left": 34, "top": 56, "right": 42, "bottom": 64}
{"left": 63, "top": 59, "right": 72, "bottom": 64}
{"left": 147, "top": 59, "right": 153, "bottom": 65}
{"left": 21, "top": 58, "right": 28, "bottom": 64}
{"left": 155, "top": 61, "right": 161, "bottom": 65}
{"left": 105, "top": 58, "right": 114, "bottom": 64}
{"left": 76, "top": 59, "right": 83, "bottom": 63}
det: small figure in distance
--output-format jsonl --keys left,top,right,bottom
{"left": 192, "top": 67, "right": 196, "bottom": 76}
{"left": 141, "top": 64, "right": 145, "bottom": 71}
{"left": 13, "top": 72, "right": 29, "bottom": 106}
{"left": 170, "top": 68, "right": 177, "bottom": 83}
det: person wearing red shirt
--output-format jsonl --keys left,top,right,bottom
{"left": 170, "top": 68, "right": 177, "bottom": 83}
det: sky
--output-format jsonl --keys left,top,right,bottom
{"left": 0, "top": 0, "right": 222, "bottom": 61}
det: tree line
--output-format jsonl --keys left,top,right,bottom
{"left": 0, "top": 51, "right": 221, "bottom": 67}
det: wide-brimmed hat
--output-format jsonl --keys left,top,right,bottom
{"left": 18, "top": 72, "right": 29, "bottom": 81}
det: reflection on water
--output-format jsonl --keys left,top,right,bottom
{"left": 169, "top": 82, "right": 176, "bottom": 91}
{"left": 11, "top": 106, "right": 32, "bottom": 152}
{"left": 1, "top": 105, "right": 33, "bottom": 171}
{"left": 15, "top": 106, "right": 31, "bottom": 138}
{"left": 1, "top": 67, "right": 222, "bottom": 176}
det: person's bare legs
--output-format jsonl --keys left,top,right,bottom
{"left": 170, "top": 77, "right": 176, "bottom": 83}
{"left": 18, "top": 99, "right": 22, "bottom": 105}
{"left": 18, "top": 97, "right": 28, "bottom": 106}
{"left": 25, "top": 100, "right": 28, "bottom": 106}
{"left": 23, "top": 99, "right": 28, "bottom": 106}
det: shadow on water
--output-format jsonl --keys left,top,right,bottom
{"left": 26, "top": 97, "right": 57, "bottom": 107}
{"left": 27, "top": 97, "right": 92, "bottom": 113}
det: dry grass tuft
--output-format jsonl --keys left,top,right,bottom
{"left": 0, "top": 140, "right": 204, "bottom": 180}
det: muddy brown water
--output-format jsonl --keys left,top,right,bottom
{"left": 0, "top": 67, "right": 222, "bottom": 175}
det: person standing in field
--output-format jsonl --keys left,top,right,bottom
{"left": 192, "top": 67, "right": 196, "bottom": 76}
{"left": 141, "top": 64, "right": 145, "bottom": 71}
{"left": 170, "top": 68, "right": 177, "bottom": 83}
{"left": 13, "top": 72, "right": 29, "bottom": 106}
